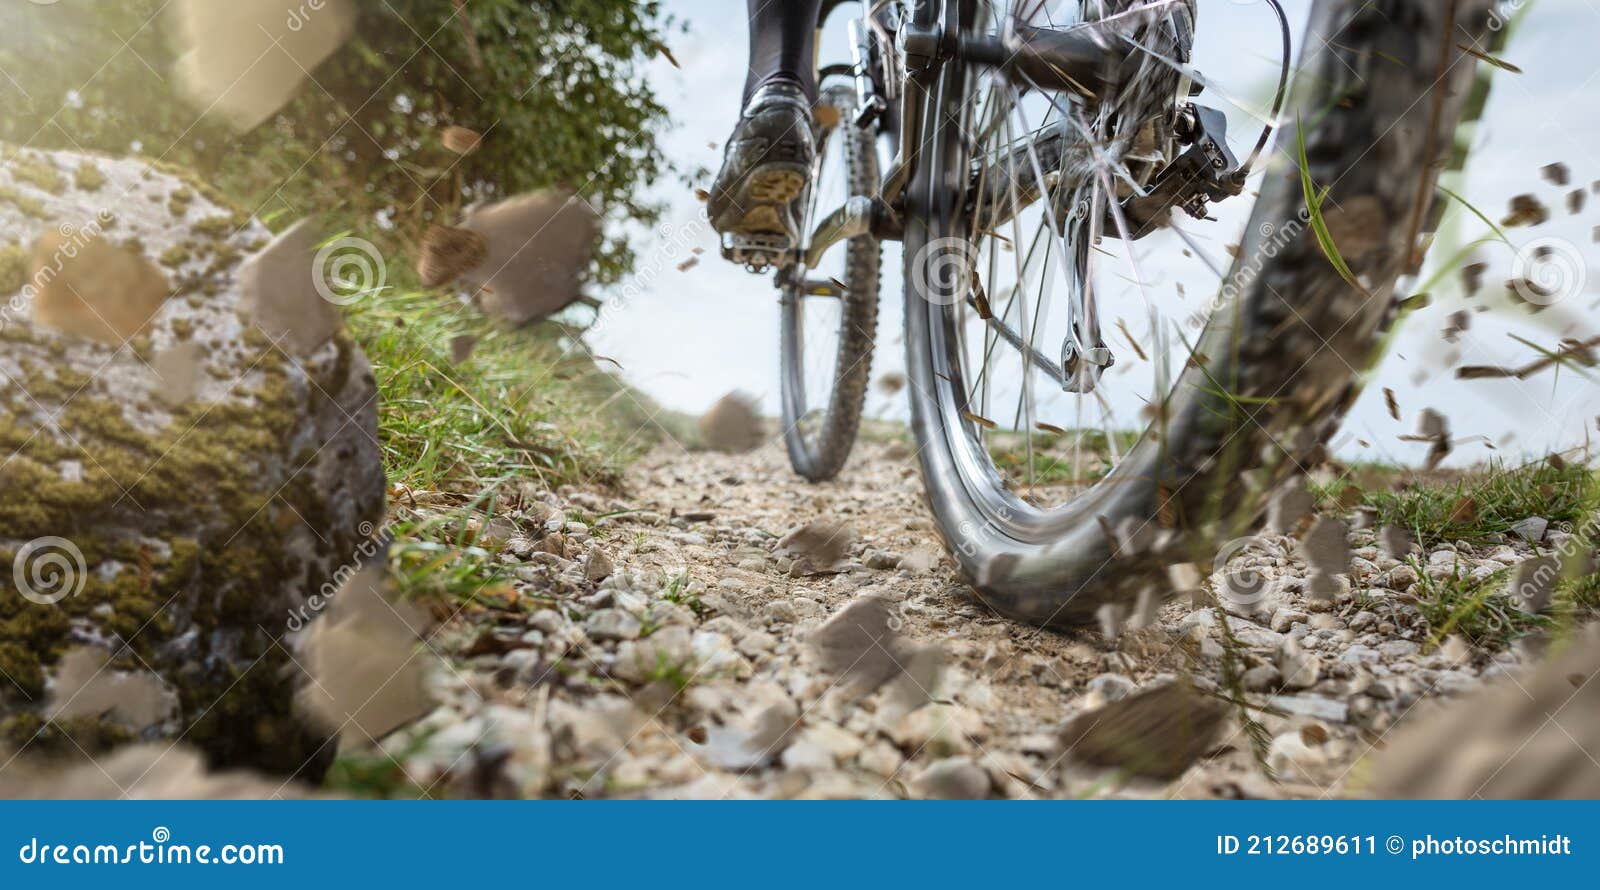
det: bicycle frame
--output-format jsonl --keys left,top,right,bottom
{"left": 802, "top": 0, "right": 1137, "bottom": 267}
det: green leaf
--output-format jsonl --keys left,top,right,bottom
{"left": 1295, "top": 116, "right": 1367, "bottom": 295}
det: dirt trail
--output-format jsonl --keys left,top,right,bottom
{"left": 400, "top": 436, "right": 1546, "bottom": 799}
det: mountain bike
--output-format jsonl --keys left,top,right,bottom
{"left": 745, "top": 0, "right": 1495, "bottom": 627}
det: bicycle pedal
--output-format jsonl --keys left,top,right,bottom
{"left": 722, "top": 233, "right": 793, "bottom": 272}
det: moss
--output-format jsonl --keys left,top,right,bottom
{"left": 167, "top": 187, "right": 195, "bottom": 218}
{"left": 0, "top": 243, "right": 28, "bottom": 295}
{"left": 0, "top": 713, "right": 133, "bottom": 758}
{"left": 191, "top": 214, "right": 249, "bottom": 239}
{"left": 0, "top": 185, "right": 46, "bottom": 218}
{"left": 73, "top": 161, "right": 107, "bottom": 192}
{"left": 0, "top": 334, "right": 361, "bottom": 772}
{"left": 10, "top": 154, "right": 64, "bottom": 194}
{"left": 159, "top": 243, "right": 192, "bottom": 268}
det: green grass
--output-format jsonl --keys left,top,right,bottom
{"left": 988, "top": 430, "right": 1140, "bottom": 486}
{"left": 336, "top": 278, "right": 665, "bottom": 640}
{"left": 1320, "top": 458, "right": 1594, "bottom": 545}
{"left": 1410, "top": 558, "right": 1546, "bottom": 650}
{"left": 348, "top": 287, "right": 658, "bottom": 496}
{"left": 325, "top": 729, "right": 437, "bottom": 799}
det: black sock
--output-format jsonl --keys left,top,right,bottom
{"left": 743, "top": 0, "right": 823, "bottom": 105}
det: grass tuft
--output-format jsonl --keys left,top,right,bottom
{"left": 1324, "top": 459, "right": 1593, "bottom": 545}
{"left": 348, "top": 287, "right": 658, "bottom": 495}
{"left": 1410, "top": 558, "right": 1545, "bottom": 650}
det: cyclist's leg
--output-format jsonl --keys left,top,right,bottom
{"left": 743, "top": 0, "right": 824, "bottom": 103}
{"left": 709, "top": 0, "right": 824, "bottom": 258}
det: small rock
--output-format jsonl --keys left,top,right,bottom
{"left": 775, "top": 521, "right": 856, "bottom": 575}
{"left": 584, "top": 609, "right": 642, "bottom": 642}
{"left": 1270, "top": 607, "right": 1309, "bottom": 633}
{"left": 1340, "top": 644, "right": 1380, "bottom": 665}
{"left": 1378, "top": 640, "right": 1420, "bottom": 660}
{"left": 1386, "top": 565, "right": 1419, "bottom": 591}
{"left": 779, "top": 739, "right": 837, "bottom": 772}
{"left": 1267, "top": 694, "right": 1349, "bottom": 723}
{"left": 909, "top": 757, "right": 991, "bottom": 800}
{"left": 1086, "top": 672, "right": 1136, "bottom": 702}
{"left": 1242, "top": 664, "right": 1281, "bottom": 692}
{"left": 763, "top": 600, "right": 799, "bottom": 625}
{"left": 1278, "top": 638, "right": 1322, "bottom": 689}
{"left": 1508, "top": 517, "right": 1548, "bottom": 544}
{"left": 584, "top": 549, "right": 614, "bottom": 583}
{"left": 1267, "top": 731, "right": 1329, "bottom": 782}
{"left": 1227, "top": 620, "right": 1285, "bottom": 651}
{"left": 864, "top": 549, "right": 903, "bottom": 570}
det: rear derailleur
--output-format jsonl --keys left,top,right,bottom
{"left": 1110, "top": 104, "right": 1245, "bottom": 240}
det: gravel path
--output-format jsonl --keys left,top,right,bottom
{"left": 392, "top": 437, "right": 1555, "bottom": 799}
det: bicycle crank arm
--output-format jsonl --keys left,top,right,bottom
{"left": 802, "top": 195, "right": 901, "bottom": 268}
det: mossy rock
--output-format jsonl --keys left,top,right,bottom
{"left": 0, "top": 146, "right": 385, "bottom": 776}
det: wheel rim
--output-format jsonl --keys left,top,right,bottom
{"left": 909, "top": 0, "right": 1213, "bottom": 539}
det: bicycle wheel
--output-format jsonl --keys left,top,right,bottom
{"left": 780, "top": 84, "right": 883, "bottom": 482}
{"left": 903, "top": 0, "right": 1495, "bottom": 627}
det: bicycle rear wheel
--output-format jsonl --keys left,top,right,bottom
{"left": 903, "top": 0, "right": 1496, "bottom": 627}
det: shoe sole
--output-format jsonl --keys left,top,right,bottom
{"left": 717, "top": 162, "right": 809, "bottom": 247}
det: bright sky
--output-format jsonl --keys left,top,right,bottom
{"left": 587, "top": 1, "right": 1600, "bottom": 467}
